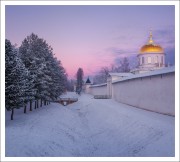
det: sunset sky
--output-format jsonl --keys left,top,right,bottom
{"left": 5, "top": 5, "right": 175, "bottom": 79}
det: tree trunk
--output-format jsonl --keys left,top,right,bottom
{"left": 37, "top": 100, "right": 39, "bottom": 108}
{"left": 30, "top": 100, "right": 32, "bottom": 111}
{"left": 40, "top": 99, "right": 43, "bottom": 107}
{"left": 44, "top": 100, "right": 46, "bottom": 106}
{"left": 24, "top": 105, "right": 27, "bottom": 113}
{"left": 34, "top": 101, "right": 37, "bottom": 109}
{"left": 11, "top": 109, "right": 14, "bottom": 120}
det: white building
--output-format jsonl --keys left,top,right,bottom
{"left": 84, "top": 77, "right": 92, "bottom": 94}
{"left": 132, "top": 31, "right": 165, "bottom": 74}
{"left": 105, "top": 30, "right": 168, "bottom": 98}
{"left": 107, "top": 73, "right": 134, "bottom": 97}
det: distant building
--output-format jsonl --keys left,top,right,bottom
{"left": 84, "top": 77, "right": 92, "bottom": 93}
{"left": 108, "top": 30, "right": 166, "bottom": 82}
{"left": 85, "top": 77, "right": 91, "bottom": 84}
{"left": 131, "top": 31, "right": 165, "bottom": 74}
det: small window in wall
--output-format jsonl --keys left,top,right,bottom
{"left": 154, "top": 56, "right": 158, "bottom": 63}
{"left": 139, "top": 58, "right": 141, "bottom": 65}
{"left": 148, "top": 57, "right": 151, "bottom": 64}
{"left": 161, "top": 56, "right": 163, "bottom": 64}
{"left": 142, "top": 57, "right": 144, "bottom": 64}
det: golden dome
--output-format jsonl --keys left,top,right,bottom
{"left": 140, "top": 44, "right": 164, "bottom": 53}
{"left": 140, "top": 31, "right": 164, "bottom": 54}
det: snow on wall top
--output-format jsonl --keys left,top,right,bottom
{"left": 89, "top": 66, "right": 175, "bottom": 88}
{"left": 112, "top": 66, "right": 175, "bottom": 84}
{"left": 90, "top": 83, "right": 107, "bottom": 88}
{"left": 109, "top": 72, "right": 134, "bottom": 77}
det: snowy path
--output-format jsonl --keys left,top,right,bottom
{"left": 5, "top": 93, "right": 175, "bottom": 157}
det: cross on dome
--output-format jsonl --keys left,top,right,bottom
{"left": 148, "top": 29, "right": 154, "bottom": 44}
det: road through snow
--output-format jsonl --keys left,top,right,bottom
{"left": 5, "top": 92, "right": 175, "bottom": 157}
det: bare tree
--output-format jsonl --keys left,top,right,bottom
{"left": 93, "top": 57, "right": 131, "bottom": 84}
{"left": 93, "top": 66, "right": 110, "bottom": 84}
{"left": 120, "top": 57, "right": 130, "bottom": 72}
{"left": 114, "top": 57, "right": 130, "bottom": 72}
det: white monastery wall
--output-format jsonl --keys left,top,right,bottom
{"left": 88, "top": 71, "right": 175, "bottom": 116}
{"left": 84, "top": 84, "right": 91, "bottom": 94}
{"left": 112, "top": 72, "right": 175, "bottom": 116}
{"left": 89, "top": 84, "right": 107, "bottom": 96}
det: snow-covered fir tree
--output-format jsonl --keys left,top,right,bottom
{"left": 19, "top": 33, "right": 67, "bottom": 106}
{"left": 93, "top": 58, "right": 130, "bottom": 84}
{"left": 5, "top": 39, "right": 32, "bottom": 120}
{"left": 76, "top": 68, "right": 84, "bottom": 93}
{"left": 48, "top": 58, "right": 67, "bottom": 100}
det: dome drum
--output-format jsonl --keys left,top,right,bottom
{"left": 137, "top": 53, "right": 165, "bottom": 68}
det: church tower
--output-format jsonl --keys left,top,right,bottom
{"left": 84, "top": 77, "right": 92, "bottom": 94}
{"left": 136, "top": 30, "right": 165, "bottom": 73}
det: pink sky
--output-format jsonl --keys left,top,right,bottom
{"left": 6, "top": 5, "right": 175, "bottom": 79}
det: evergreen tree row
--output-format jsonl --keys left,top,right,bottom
{"left": 5, "top": 33, "right": 67, "bottom": 120}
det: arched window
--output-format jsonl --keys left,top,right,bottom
{"left": 139, "top": 58, "right": 141, "bottom": 65}
{"left": 148, "top": 57, "right": 151, "bottom": 64}
{"left": 142, "top": 57, "right": 144, "bottom": 64}
{"left": 161, "top": 56, "right": 163, "bottom": 64}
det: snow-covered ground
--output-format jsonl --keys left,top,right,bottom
{"left": 59, "top": 92, "right": 78, "bottom": 99}
{"left": 5, "top": 92, "right": 175, "bottom": 157}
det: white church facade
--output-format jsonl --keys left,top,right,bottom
{"left": 84, "top": 31, "right": 175, "bottom": 116}
{"left": 131, "top": 31, "right": 165, "bottom": 74}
